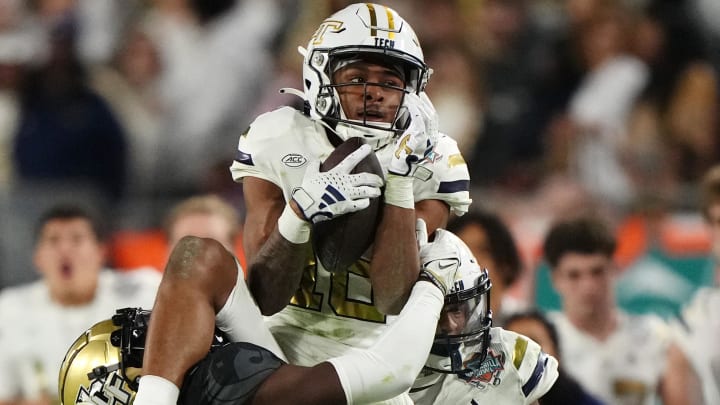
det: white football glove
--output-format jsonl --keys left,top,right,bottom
{"left": 417, "top": 226, "right": 460, "bottom": 295}
{"left": 292, "top": 144, "right": 384, "bottom": 224}
{"left": 388, "top": 92, "right": 439, "bottom": 176}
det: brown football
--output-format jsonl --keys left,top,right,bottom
{"left": 312, "top": 137, "right": 384, "bottom": 273}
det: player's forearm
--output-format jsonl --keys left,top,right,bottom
{"left": 328, "top": 281, "right": 443, "bottom": 403}
{"left": 370, "top": 203, "right": 420, "bottom": 315}
{"left": 247, "top": 228, "right": 310, "bottom": 316}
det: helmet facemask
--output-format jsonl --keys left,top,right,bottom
{"left": 334, "top": 57, "right": 412, "bottom": 133}
{"left": 59, "top": 308, "right": 229, "bottom": 405}
{"left": 58, "top": 312, "right": 143, "bottom": 405}
{"left": 425, "top": 263, "right": 493, "bottom": 375}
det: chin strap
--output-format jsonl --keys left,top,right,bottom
{"left": 279, "top": 87, "right": 306, "bottom": 99}
{"left": 279, "top": 87, "right": 312, "bottom": 116}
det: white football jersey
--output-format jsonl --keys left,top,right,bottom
{"left": 0, "top": 268, "right": 160, "bottom": 401}
{"left": 549, "top": 311, "right": 671, "bottom": 405}
{"left": 229, "top": 106, "right": 471, "bottom": 349}
{"left": 410, "top": 327, "right": 559, "bottom": 405}
{"left": 672, "top": 287, "right": 720, "bottom": 405}
{"left": 229, "top": 107, "right": 471, "bottom": 404}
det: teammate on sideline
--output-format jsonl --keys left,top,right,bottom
{"left": 0, "top": 204, "right": 160, "bottom": 404}
{"left": 136, "top": 3, "right": 470, "bottom": 405}
{"left": 543, "top": 216, "right": 701, "bottom": 405}
{"left": 670, "top": 164, "right": 720, "bottom": 405}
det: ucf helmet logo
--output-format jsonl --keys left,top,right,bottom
{"left": 75, "top": 373, "right": 132, "bottom": 405}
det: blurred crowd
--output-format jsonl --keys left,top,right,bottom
{"left": 0, "top": 0, "right": 718, "bottom": 295}
{"left": 0, "top": 0, "right": 718, "bottom": 403}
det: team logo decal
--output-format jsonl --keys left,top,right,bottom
{"left": 459, "top": 349, "right": 505, "bottom": 389}
{"left": 76, "top": 373, "right": 132, "bottom": 405}
{"left": 282, "top": 153, "right": 307, "bottom": 167}
{"left": 310, "top": 20, "right": 345, "bottom": 45}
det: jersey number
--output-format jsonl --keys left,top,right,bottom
{"left": 290, "top": 255, "right": 386, "bottom": 323}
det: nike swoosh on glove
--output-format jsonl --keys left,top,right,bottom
{"left": 418, "top": 227, "right": 461, "bottom": 295}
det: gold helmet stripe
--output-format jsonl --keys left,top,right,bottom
{"left": 366, "top": 3, "right": 378, "bottom": 37}
{"left": 385, "top": 6, "right": 395, "bottom": 39}
{"left": 365, "top": 4, "right": 398, "bottom": 39}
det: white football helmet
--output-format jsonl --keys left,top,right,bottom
{"left": 423, "top": 231, "right": 493, "bottom": 375}
{"left": 300, "top": 3, "right": 430, "bottom": 149}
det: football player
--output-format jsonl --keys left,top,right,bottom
{"left": 60, "top": 227, "right": 474, "bottom": 405}
{"left": 409, "top": 232, "right": 559, "bottom": 405}
{"left": 137, "top": 3, "right": 470, "bottom": 405}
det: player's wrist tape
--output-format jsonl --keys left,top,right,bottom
{"left": 133, "top": 375, "right": 179, "bottom": 405}
{"left": 418, "top": 269, "right": 447, "bottom": 295}
{"left": 383, "top": 174, "right": 414, "bottom": 209}
{"left": 277, "top": 203, "right": 311, "bottom": 244}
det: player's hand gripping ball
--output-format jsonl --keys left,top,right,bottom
{"left": 311, "top": 137, "right": 384, "bottom": 273}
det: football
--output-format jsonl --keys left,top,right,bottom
{"left": 312, "top": 137, "right": 384, "bottom": 273}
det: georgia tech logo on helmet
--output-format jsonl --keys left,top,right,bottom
{"left": 311, "top": 20, "right": 344, "bottom": 45}
{"left": 76, "top": 373, "right": 133, "bottom": 405}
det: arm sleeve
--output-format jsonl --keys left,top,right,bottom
{"left": 327, "top": 282, "right": 443, "bottom": 404}
{"left": 215, "top": 260, "right": 287, "bottom": 362}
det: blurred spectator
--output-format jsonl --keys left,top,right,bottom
{"left": 90, "top": 19, "right": 164, "bottom": 204}
{"left": 141, "top": 0, "right": 286, "bottom": 199}
{"left": 550, "top": 3, "right": 648, "bottom": 211}
{"left": 693, "top": 0, "right": 720, "bottom": 71}
{"left": 627, "top": 0, "right": 718, "bottom": 208}
{"left": 31, "top": 0, "right": 141, "bottom": 66}
{"left": 108, "top": 194, "right": 244, "bottom": 273}
{"left": 164, "top": 194, "right": 243, "bottom": 264}
{"left": 74, "top": 0, "right": 140, "bottom": 65}
{"left": 0, "top": 1, "right": 46, "bottom": 189}
{"left": 12, "top": 14, "right": 128, "bottom": 202}
{"left": 505, "top": 309, "right": 560, "bottom": 357}
{"left": 542, "top": 215, "right": 700, "bottom": 405}
{"left": 461, "top": 0, "right": 548, "bottom": 188}
{"left": 0, "top": 203, "right": 160, "bottom": 404}
{"left": 424, "top": 44, "right": 482, "bottom": 158}
{"left": 668, "top": 164, "right": 720, "bottom": 405}
{"left": 505, "top": 310, "right": 605, "bottom": 405}
{"left": 447, "top": 209, "right": 525, "bottom": 324}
